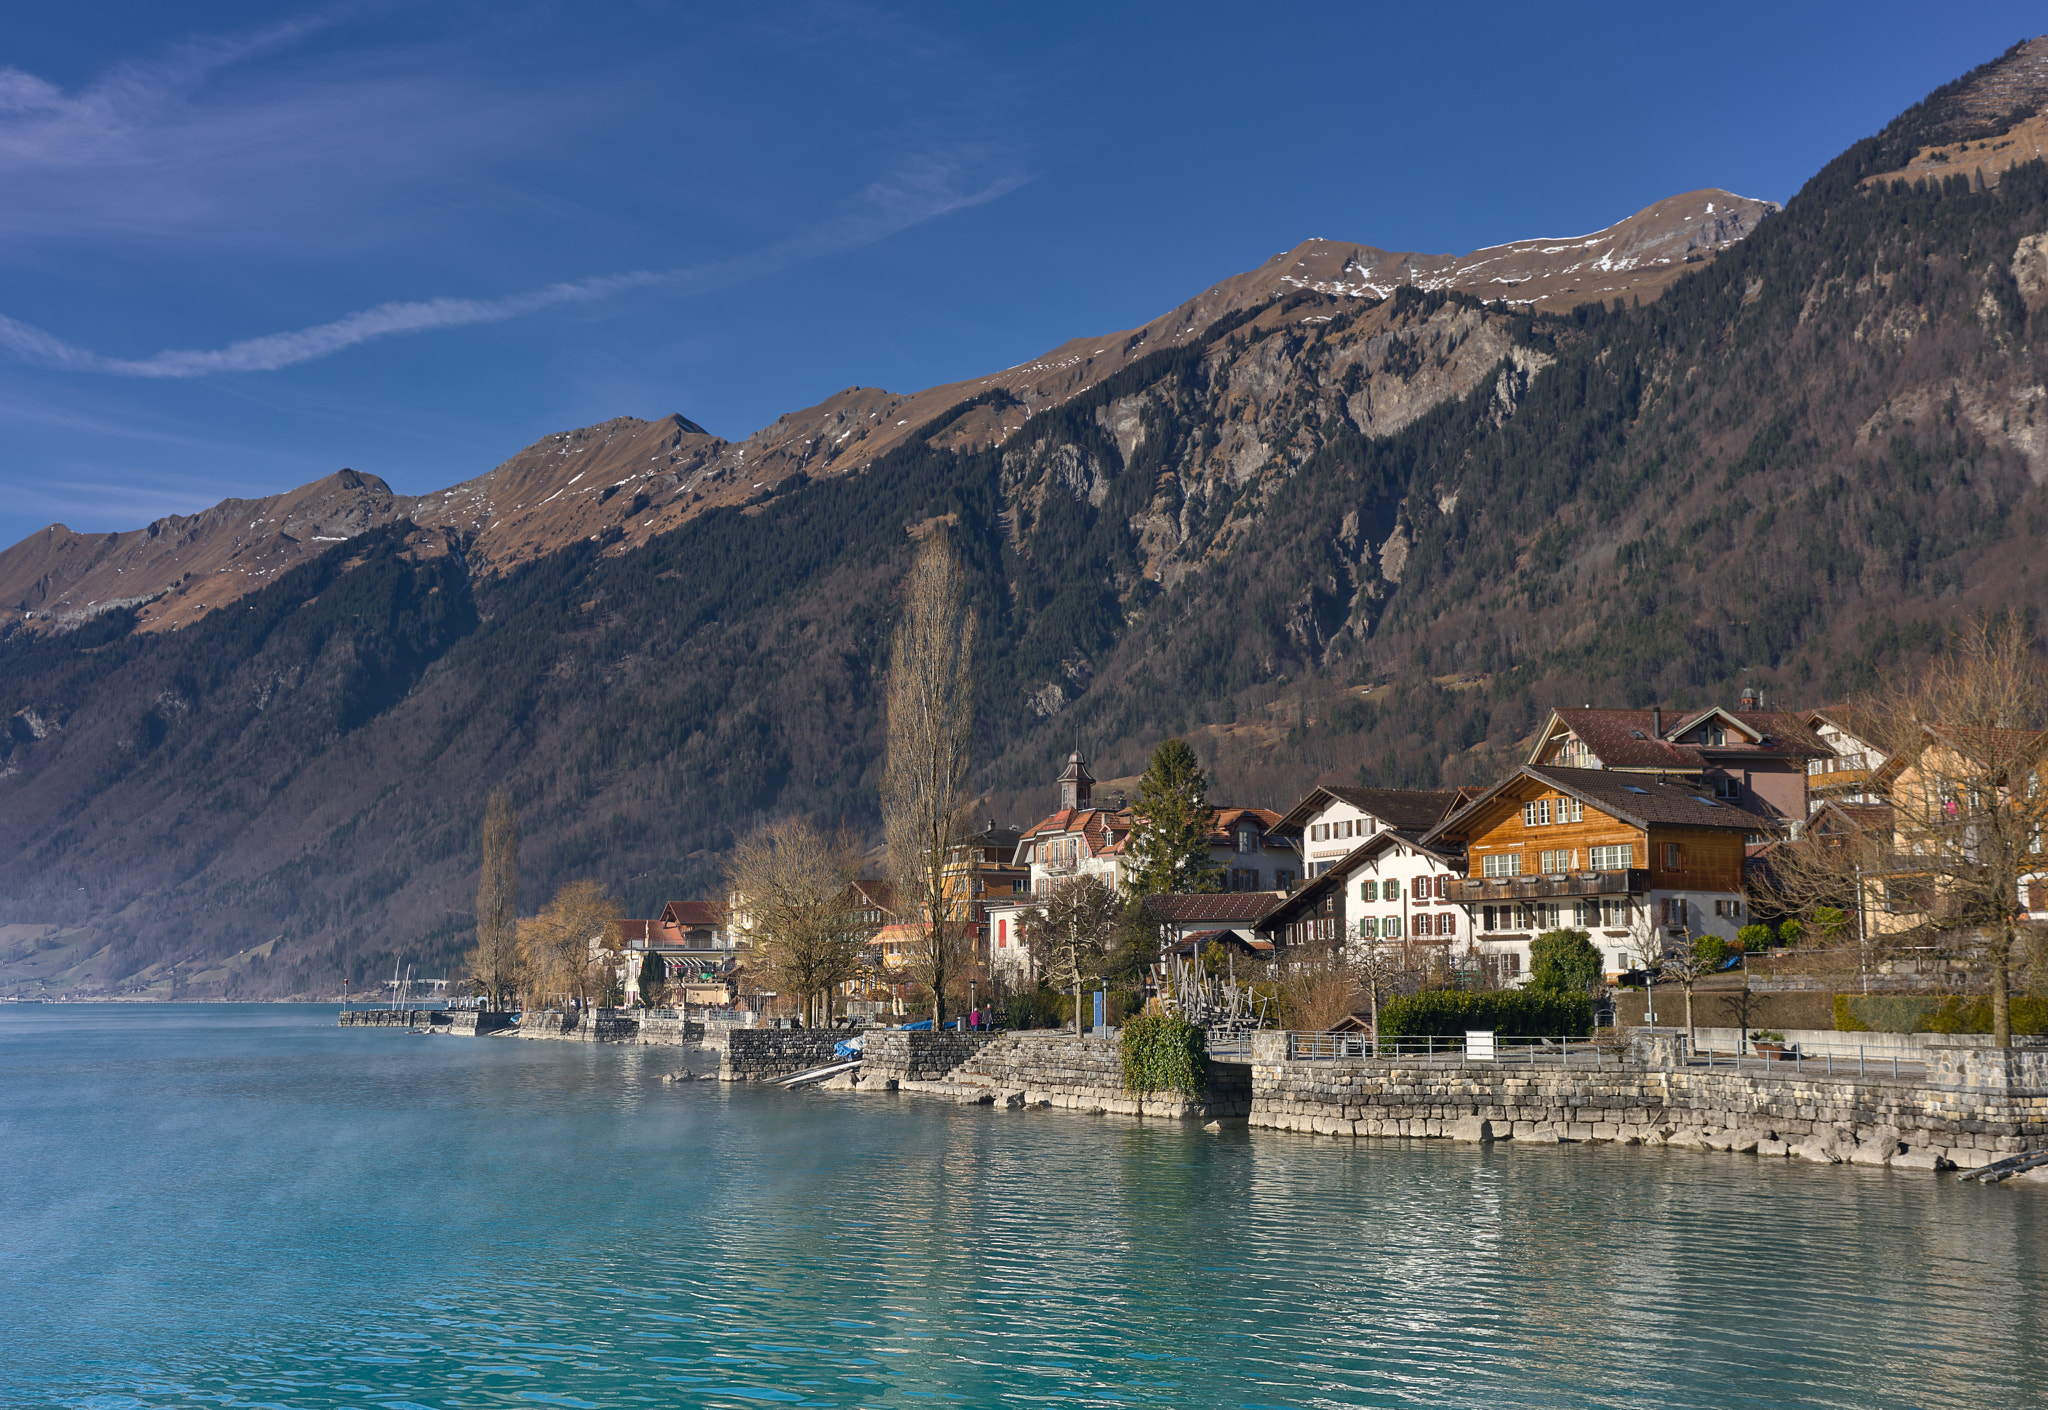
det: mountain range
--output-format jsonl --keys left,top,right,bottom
{"left": 4, "top": 37, "right": 2048, "bottom": 998}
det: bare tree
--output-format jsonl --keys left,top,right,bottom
{"left": 723, "top": 819, "right": 876, "bottom": 1027}
{"left": 467, "top": 789, "right": 519, "bottom": 1010}
{"left": 1355, "top": 936, "right": 1403, "bottom": 1044}
{"left": 883, "top": 533, "right": 980, "bottom": 1031}
{"left": 1771, "top": 615, "right": 2047, "bottom": 1047}
{"left": 518, "top": 880, "right": 623, "bottom": 1011}
{"left": 1657, "top": 931, "right": 1715, "bottom": 1050}
{"left": 1023, "top": 874, "right": 1122, "bottom": 1033}
{"left": 1271, "top": 935, "right": 1363, "bottom": 1033}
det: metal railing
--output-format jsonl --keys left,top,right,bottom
{"left": 1285, "top": 1032, "right": 1619, "bottom": 1066}
{"left": 1687, "top": 1043, "right": 1928, "bottom": 1081}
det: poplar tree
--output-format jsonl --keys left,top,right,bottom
{"left": 1126, "top": 738, "right": 1222, "bottom": 895}
{"left": 469, "top": 789, "right": 519, "bottom": 1010}
{"left": 884, "top": 534, "right": 980, "bottom": 1031}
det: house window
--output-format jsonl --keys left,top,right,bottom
{"left": 1661, "top": 898, "right": 1689, "bottom": 926}
{"left": 1360, "top": 880, "right": 1379, "bottom": 902}
{"left": 1662, "top": 843, "right": 1684, "bottom": 870}
{"left": 1359, "top": 917, "right": 1379, "bottom": 939}
{"left": 1239, "top": 828, "right": 1258, "bottom": 853}
{"left": 1274, "top": 869, "right": 1295, "bottom": 889}
{"left": 1706, "top": 726, "right": 1727, "bottom": 747}
{"left": 1564, "top": 798, "right": 1583, "bottom": 823}
{"left": 1440, "top": 911, "right": 1457, "bottom": 936}
{"left": 1714, "top": 899, "right": 1742, "bottom": 918}
{"left": 1589, "top": 844, "right": 1632, "bottom": 870}
{"left": 1540, "top": 849, "right": 1575, "bottom": 874}
{"left": 1524, "top": 800, "right": 1553, "bottom": 826}
{"left": 1385, "top": 879, "right": 1402, "bottom": 901}
{"left": 1712, "top": 776, "right": 1742, "bottom": 800}
{"left": 1385, "top": 916, "right": 1403, "bottom": 939}
{"left": 1482, "top": 853, "right": 1522, "bottom": 878}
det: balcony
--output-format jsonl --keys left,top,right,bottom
{"left": 1448, "top": 869, "right": 1648, "bottom": 903}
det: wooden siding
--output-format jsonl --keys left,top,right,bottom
{"left": 1645, "top": 827, "right": 1745, "bottom": 891}
{"left": 1462, "top": 788, "right": 1645, "bottom": 874}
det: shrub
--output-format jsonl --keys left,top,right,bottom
{"left": 1834, "top": 993, "right": 2048, "bottom": 1035}
{"left": 1693, "top": 935, "right": 1734, "bottom": 966}
{"left": 1737, "top": 925, "right": 1774, "bottom": 953}
{"left": 1776, "top": 919, "right": 1804, "bottom": 946}
{"left": 1528, "top": 928, "right": 1601, "bottom": 994}
{"left": 1120, "top": 1012, "right": 1208, "bottom": 1096}
{"left": 1378, "top": 988, "right": 1593, "bottom": 1038}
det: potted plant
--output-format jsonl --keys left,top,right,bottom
{"left": 1751, "top": 1029, "right": 1789, "bottom": 1060}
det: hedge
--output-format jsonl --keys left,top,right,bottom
{"left": 1377, "top": 989, "right": 1593, "bottom": 1038}
{"left": 1835, "top": 994, "right": 2048, "bottom": 1036}
{"left": 1120, "top": 1013, "right": 1208, "bottom": 1096}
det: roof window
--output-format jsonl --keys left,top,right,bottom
{"left": 1694, "top": 797, "right": 1720, "bottom": 807}
{"left": 1630, "top": 730, "right": 1646, "bottom": 739}
{"left": 1623, "top": 785, "right": 1648, "bottom": 794}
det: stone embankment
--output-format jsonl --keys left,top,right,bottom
{"left": 802, "top": 1030, "right": 1251, "bottom": 1120}
{"left": 722, "top": 1024, "right": 2044, "bottom": 1173}
{"left": 718, "top": 1029, "right": 848, "bottom": 1081}
{"left": 1249, "top": 1032, "right": 2048, "bottom": 1171}
{"left": 337, "top": 1009, "right": 514, "bottom": 1035}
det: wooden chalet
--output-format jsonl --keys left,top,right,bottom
{"left": 1423, "top": 764, "right": 1766, "bottom": 977}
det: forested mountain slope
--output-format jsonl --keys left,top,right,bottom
{"left": 3, "top": 40, "right": 2048, "bottom": 997}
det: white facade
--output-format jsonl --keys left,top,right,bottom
{"left": 1299, "top": 797, "right": 1393, "bottom": 878}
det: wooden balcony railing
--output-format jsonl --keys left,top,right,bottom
{"left": 1447, "top": 869, "right": 1648, "bottom": 903}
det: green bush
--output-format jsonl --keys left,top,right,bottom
{"left": 1693, "top": 935, "right": 1734, "bottom": 966}
{"left": 1776, "top": 920, "right": 1804, "bottom": 946}
{"left": 1737, "top": 925, "right": 1774, "bottom": 953}
{"left": 1528, "top": 928, "right": 1601, "bottom": 995}
{"left": 1120, "top": 1013, "right": 1208, "bottom": 1096}
{"left": 1378, "top": 988, "right": 1593, "bottom": 1038}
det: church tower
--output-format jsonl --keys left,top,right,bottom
{"left": 1056, "top": 751, "right": 1095, "bottom": 812}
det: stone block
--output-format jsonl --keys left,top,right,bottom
{"left": 1447, "top": 1117, "right": 1494, "bottom": 1143}
{"left": 1889, "top": 1148, "right": 1944, "bottom": 1172}
{"left": 1756, "top": 1139, "right": 1790, "bottom": 1157}
{"left": 1726, "top": 1129, "right": 1763, "bottom": 1155}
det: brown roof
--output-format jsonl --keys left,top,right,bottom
{"left": 1274, "top": 785, "right": 1467, "bottom": 834}
{"left": 1143, "top": 892, "right": 1285, "bottom": 924}
{"left": 1426, "top": 765, "right": 1770, "bottom": 843}
{"left": 660, "top": 900, "right": 721, "bottom": 927}
{"left": 618, "top": 918, "right": 656, "bottom": 943}
{"left": 1259, "top": 829, "right": 1458, "bottom": 930}
{"left": 1534, "top": 706, "right": 1827, "bottom": 771}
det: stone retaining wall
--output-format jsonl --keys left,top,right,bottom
{"left": 861, "top": 1031, "right": 996, "bottom": 1083}
{"left": 1247, "top": 1032, "right": 2048, "bottom": 1170}
{"left": 852, "top": 1031, "right": 1251, "bottom": 1120}
{"left": 721, "top": 1029, "right": 846, "bottom": 1081}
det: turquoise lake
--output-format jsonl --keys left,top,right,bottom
{"left": 1, "top": 1005, "right": 2043, "bottom": 1409}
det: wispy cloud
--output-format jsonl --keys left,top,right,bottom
{"left": 0, "top": 152, "right": 1024, "bottom": 378}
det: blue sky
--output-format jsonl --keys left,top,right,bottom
{"left": 0, "top": 2, "right": 2040, "bottom": 548}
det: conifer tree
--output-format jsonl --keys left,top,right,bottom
{"left": 1126, "top": 738, "right": 1222, "bottom": 895}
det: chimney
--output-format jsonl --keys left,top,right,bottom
{"left": 1651, "top": 706, "right": 1662, "bottom": 736}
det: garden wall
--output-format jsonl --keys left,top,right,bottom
{"left": 853, "top": 1031, "right": 1251, "bottom": 1120}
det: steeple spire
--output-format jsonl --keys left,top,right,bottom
{"left": 1057, "top": 750, "right": 1095, "bottom": 811}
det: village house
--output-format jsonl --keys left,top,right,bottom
{"left": 984, "top": 751, "right": 1290, "bottom": 986}
{"left": 1863, "top": 724, "right": 2048, "bottom": 932}
{"left": 1144, "top": 892, "right": 1286, "bottom": 951}
{"left": 1423, "top": 765, "right": 1763, "bottom": 977}
{"left": 1270, "top": 785, "right": 1476, "bottom": 879}
{"left": 1525, "top": 692, "right": 1827, "bottom": 824}
{"left": 1257, "top": 827, "right": 1496, "bottom": 977}
{"left": 618, "top": 900, "right": 738, "bottom": 1006}
{"left": 1803, "top": 704, "right": 1891, "bottom": 809}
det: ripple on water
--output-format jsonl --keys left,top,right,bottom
{"left": 1, "top": 1005, "right": 2043, "bottom": 1409}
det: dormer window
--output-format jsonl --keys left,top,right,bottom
{"left": 1706, "top": 726, "right": 1728, "bottom": 747}
{"left": 1238, "top": 827, "right": 1258, "bottom": 853}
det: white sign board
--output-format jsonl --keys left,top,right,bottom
{"left": 1466, "top": 1030, "right": 1497, "bottom": 1061}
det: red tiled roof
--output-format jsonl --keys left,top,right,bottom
{"left": 660, "top": 900, "right": 722, "bottom": 927}
{"left": 1427, "top": 765, "right": 1771, "bottom": 843}
{"left": 1536, "top": 706, "right": 1827, "bottom": 771}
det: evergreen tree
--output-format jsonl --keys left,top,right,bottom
{"left": 1125, "top": 738, "right": 1223, "bottom": 895}
{"left": 1528, "top": 928, "right": 1602, "bottom": 996}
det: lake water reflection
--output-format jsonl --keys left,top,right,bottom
{"left": 1, "top": 1004, "right": 2042, "bottom": 1408}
